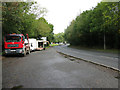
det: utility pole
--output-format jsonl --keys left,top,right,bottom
{"left": 104, "top": 30, "right": 106, "bottom": 50}
{"left": 101, "top": 23, "right": 106, "bottom": 50}
{"left": 103, "top": 16, "right": 106, "bottom": 50}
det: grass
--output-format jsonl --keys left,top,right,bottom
{"left": 0, "top": 51, "right": 5, "bottom": 56}
{"left": 69, "top": 45, "right": 118, "bottom": 54}
{"left": 0, "top": 52, "right": 2, "bottom": 56}
{"left": 50, "top": 44, "right": 59, "bottom": 47}
{"left": 45, "top": 44, "right": 59, "bottom": 48}
{"left": 46, "top": 46, "right": 50, "bottom": 49}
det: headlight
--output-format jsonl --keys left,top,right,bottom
{"left": 5, "top": 50, "right": 8, "bottom": 53}
{"left": 19, "top": 49, "right": 23, "bottom": 53}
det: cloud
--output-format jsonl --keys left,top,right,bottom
{"left": 35, "top": 0, "right": 102, "bottom": 34}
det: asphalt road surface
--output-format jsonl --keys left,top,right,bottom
{"left": 2, "top": 47, "right": 118, "bottom": 88}
{"left": 55, "top": 45, "right": 119, "bottom": 70}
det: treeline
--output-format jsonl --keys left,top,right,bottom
{"left": 64, "top": 2, "right": 120, "bottom": 49}
{"left": 53, "top": 32, "right": 64, "bottom": 43}
{"left": 2, "top": 2, "right": 54, "bottom": 42}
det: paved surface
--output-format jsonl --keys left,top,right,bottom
{"left": 0, "top": 43, "right": 2, "bottom": 89}
{"left": 2, "top": 47, "right": 118, "bottom": 88}
{"left": 0, "top": 56, "right": 2, "bottom": 90}
{"left": 55, "top": 45, "right": 119, "bottom": 70}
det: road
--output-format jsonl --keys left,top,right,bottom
{"left": 0, "top": 55, "right": 2, "bottom": 90}
{"left": 55, "top": 45, "right": 119, "bottom": 70}
{"left": 2, "top": 46, "right": 118, "bottom": 88}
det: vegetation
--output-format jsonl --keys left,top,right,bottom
{"left": 2, "top": 2, "right": 54, "bottom": 42}
{"left": 50, "top": 44, "right": 59, "bottom": 47}
{"left": 69, "top": 45, "right": 118, "bottom": 54}
{"left": 64, "top": 2, "right": 120, "bottom": 49}
{"left": 53, "top": 32, "right": 65, "bottom": 43}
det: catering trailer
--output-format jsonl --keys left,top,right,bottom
{"left": 29, "top": 37, "right": 48, "bottom": 51}
{"left": 36, "top": 40, "right": 45, "bottom": 50}
{"left": 29, "top": 38, "right": 37, "bottom": 51}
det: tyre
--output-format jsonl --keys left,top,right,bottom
{"left": 4, "top": 53, "right": 8, "bottom": 57}
{"left": 22, "top": 49, "right": 26, "bottom": 57}
{"left": 28, "top": 49, "right": 30, "bottom": 54}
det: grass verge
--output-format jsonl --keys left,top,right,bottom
{"left": 45, "top": 46, "right": 50, "bottom": 49}
{"left": 50, "top": 44, "right": 59, "bottom": 47}
{"left": 0, "top": 51, "right": 5, "bottom": 56}
{"left": 0, "top": 52, "right": 2, "bottom": 56}
{"left": 69, "top": 45, "right": 118, "bottom": 54}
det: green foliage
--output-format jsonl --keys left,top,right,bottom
{"left": 64, "top": 2, "right": 120, "bottom": 49}
{"left": 2, "top": 2, "right": 54, "bottom": 42}
{"left": 2, "top": 2, "right": 34, "bottom": 34}
{"left": 54, "top": 32, "right": 65, "bottom": 43}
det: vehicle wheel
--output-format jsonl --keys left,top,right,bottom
{"left": 4, "top": 54, "right": 8, "bottom": 57}
{"left": 43, "top": 48, "right": 45, "bottom": 50}
{"left": 28, "top": 49, "right": 30, "bottom": 54}
{"left": 22, "top": 49, "right": 26, "bottom": 57}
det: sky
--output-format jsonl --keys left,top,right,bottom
{"left": 34, "top": 0, "right": 102, "bottom": 34}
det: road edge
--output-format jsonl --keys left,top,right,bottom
{"left": 57, "top": 51, "right": 120, "bottom": 72}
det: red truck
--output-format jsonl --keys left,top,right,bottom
{"left": 4, "top": 33, "right": 30, "bottom": 56}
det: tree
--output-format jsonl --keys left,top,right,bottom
{"left": 54, "top": 33, "right": 65, "bottom": 43}
{"left": 2, "top": 2, "right": 35, "bottom": 35}
{"left": 2, "top": 2, "right": 54, "bottom": 43}
{"left": 64, "top": 1, "right": 120, "bottom": 49}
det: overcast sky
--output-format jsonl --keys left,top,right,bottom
{"left": 34, "top": 0, "right": 102, "bottom": 34}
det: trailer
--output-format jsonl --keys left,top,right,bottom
{"left": 36, "top": 37, "right": 48, "bottom": 50}
{"left": 36, "top": 40, "right": 45, "bottom": 50}
{"left": 28, "top": 37, "right": 48, "bottom": 51}
{"left": 29, "top": 38, "right": 37, "bottom": 51}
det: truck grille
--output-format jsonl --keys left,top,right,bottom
{"left": 8, "top": 44, "right": 19, "bottom": 47}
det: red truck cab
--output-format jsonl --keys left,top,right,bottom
{"left": 4, "top": 33, "right": 30, "bottom": 56}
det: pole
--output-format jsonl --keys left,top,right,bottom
{"left": 104, "top": 30, "right": 106, "bottom": 50}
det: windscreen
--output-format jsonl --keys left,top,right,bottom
{"left": 5, "top": 36, "right": 21, "bottom": 42}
